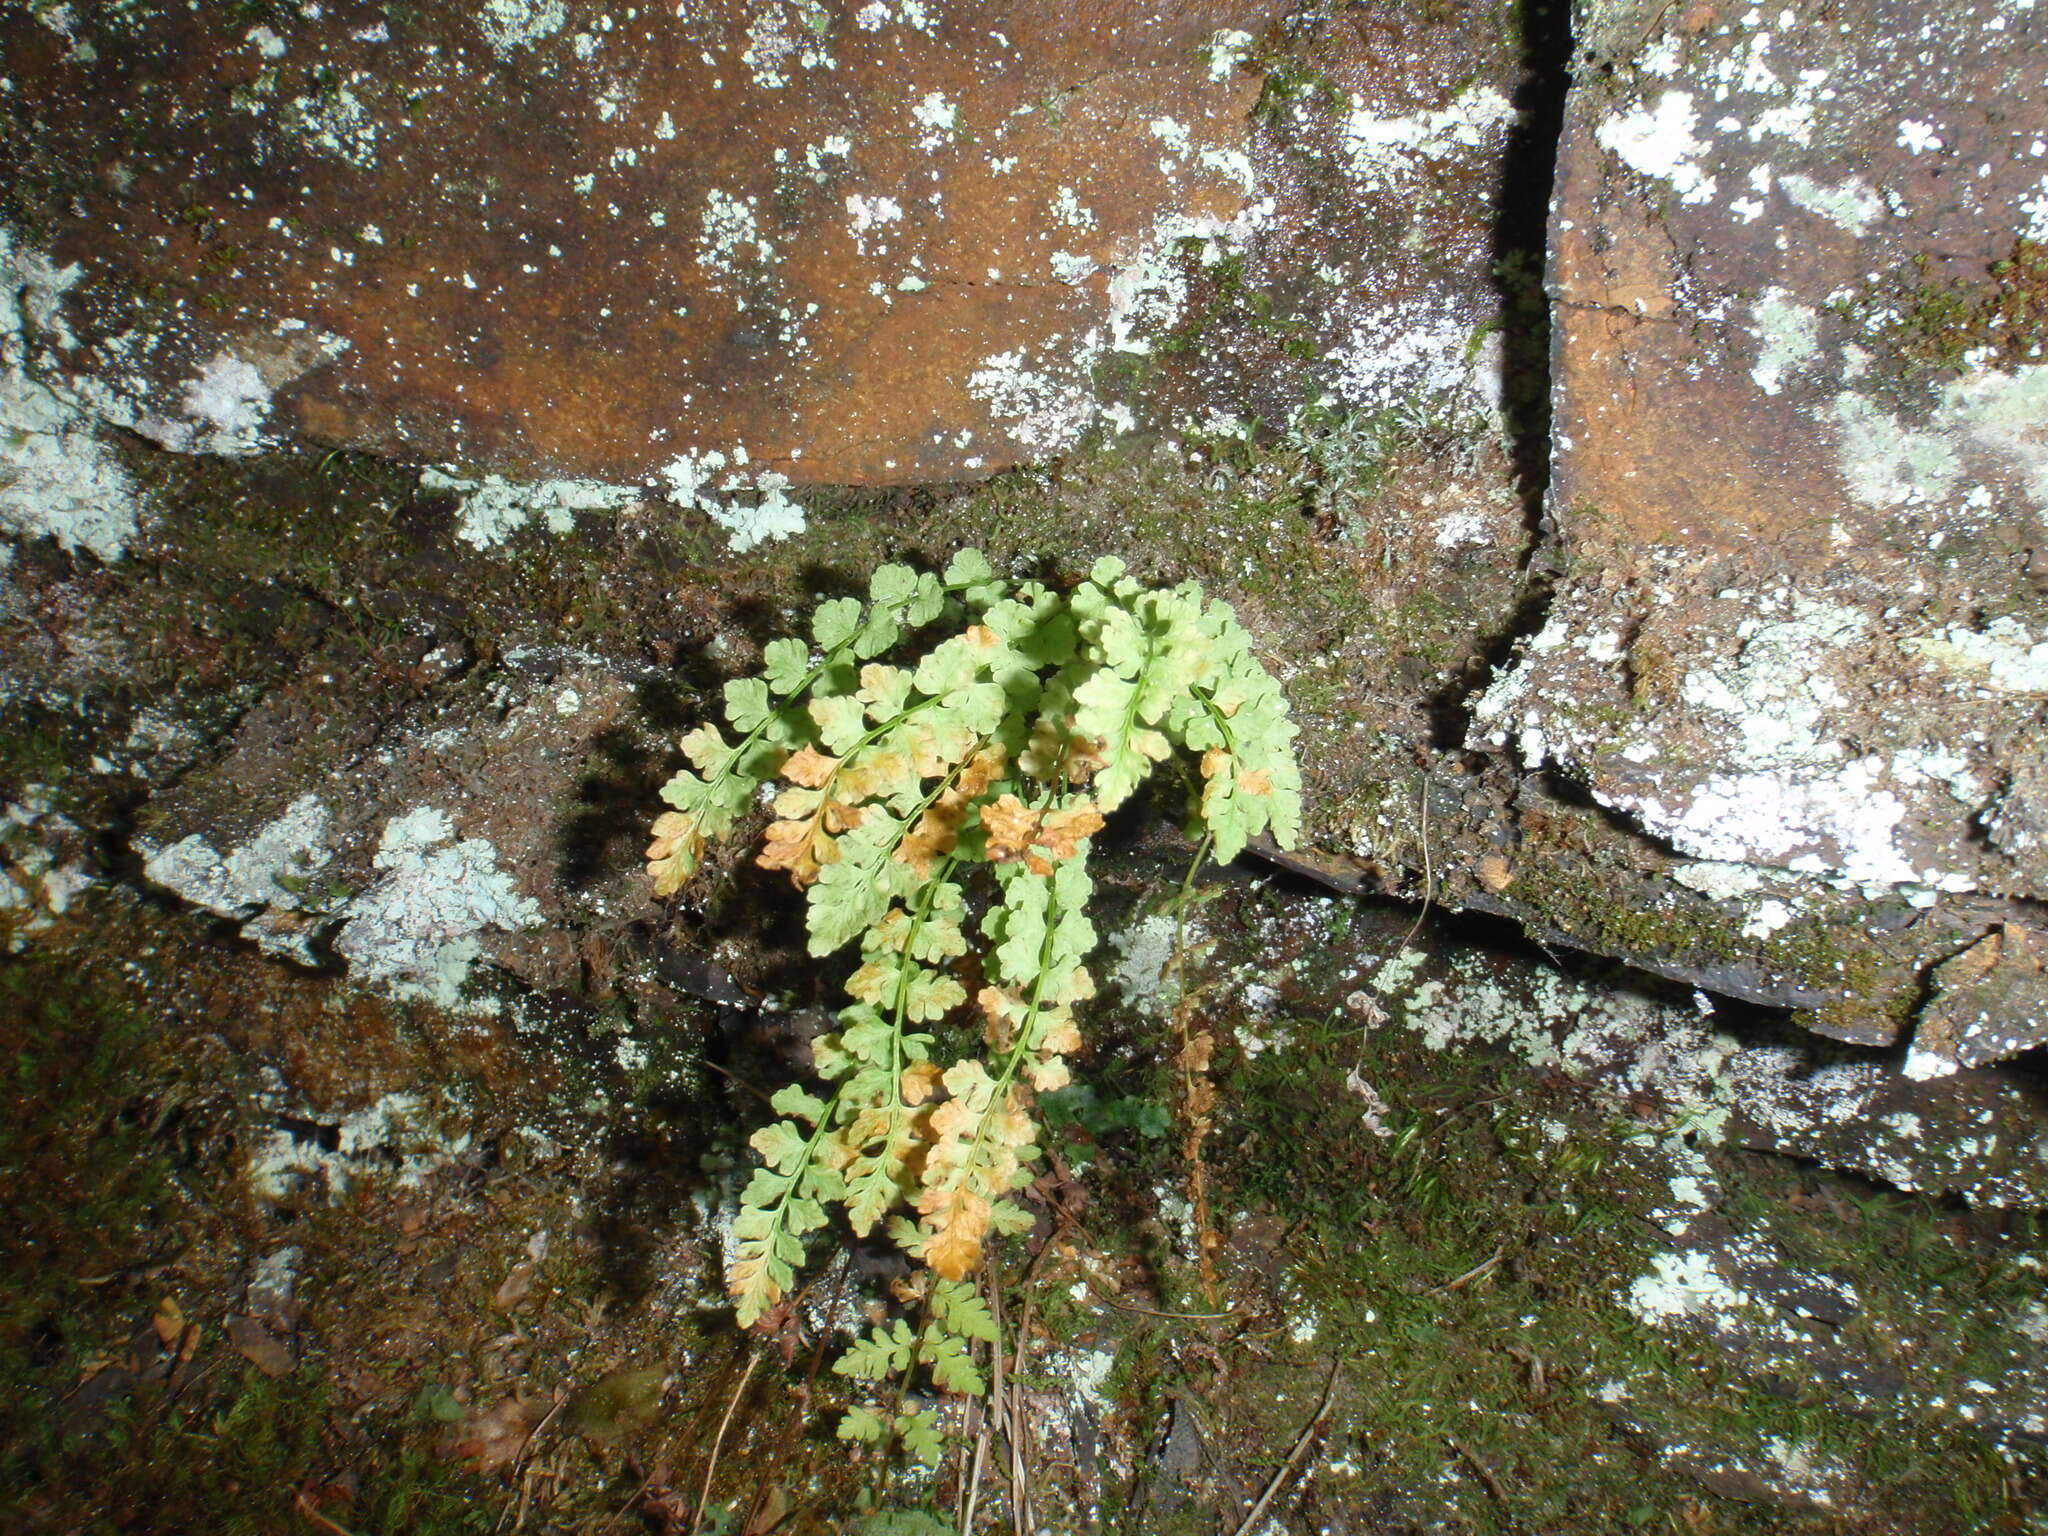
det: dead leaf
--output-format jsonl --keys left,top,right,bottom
{"left": 493, "top": 1261, "right": 536, "bottom": 1312}
{"left": 780, "top": 744, "right": 839, "bottom": 788}
{"left": 440, "top": 1394, "right": 545, "bottom": 1475}
{"left": 1062, "top": 735, "right": 1110, "bottom": 784}
{"left": 1034, "top": 803, "right": 1104, "bottom": 867}
{"left": 756, "top": 817, "right": 827, "bottom": 885}
{"left": 226, "top": 1316, "right": 294, "bottom": 1378}
{"left": 916, "top": 1187, "right": 992, "bottom": 1282}
{"left": 901, "top": 1062, "right": 943, "bottom": 1106}
{"left": 744, "top": 1484, "right": 791, "bottom": 1535}
{"left": 979, "top": 793, "right": 1041, "bottom": 864}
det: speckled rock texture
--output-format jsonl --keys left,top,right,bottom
{"left": 127, "top": 638, "right": 659, "bottom": 1008}
{"left": 0, "top": 0, "right": 1531, "bottom": 508}
{"left": 1462, "top": 0, "right": 2048, "bottom": 1060}
{"left": 2, "top": 0, "right": 2046, "bottom": 1199}
{"left": 6, "top": 0, "right": 1276, "bottom": 487}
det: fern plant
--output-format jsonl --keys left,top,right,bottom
{"left": 647, "top": 551, "right": 1302, "bottom": 1456}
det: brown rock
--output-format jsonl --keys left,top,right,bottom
{"left": 0, "top": 1, "right": 1539, "bottom": 560}
{"left": 225, "top": 1315, "right": 295, "bottom": 1378}
{"left": 1474, "top": 851, "right": 1513, "bottom": 892}
{"left": 1906, "top": 925, "right": 2048, "bottom": 1079}
{"left": 1465, "top": 0, "right": 2048, "bottom": 1061}
{"left": 4, "top": 1, "right": 1280, "bottom": 486}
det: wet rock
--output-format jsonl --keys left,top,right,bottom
{"left": 1616, "top": 1214, "right": 2048, "bottom": 1477}
{"left": 1363, "top": 939, "right": 2048, "bottom": 1207}
{"left": 0, "top": 1, "right": 1536, "bottom": 554}
{"left": 225, "top": 1314, "right": 295, "bottom": 1378}
{"left": 2, "top": 0, "right": 1272, "bottom": 492}
{"left": 1905, "top": 924, "right": 2048, "bottom": 1080}
{"left": 1463, "top": 0, "right": 2048, "bottom": 1062}
{"left": 133, "top": 637, "right": 662, "bottom": 1009}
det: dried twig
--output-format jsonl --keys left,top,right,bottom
{"left": 1397, "top": 781, "right": 1435, "bottom": 956}
{"left": 1228, "top": 1361, "right": 1341, "bottom": 1536}
{"left": 498, "top": 1392, "right": 569, "bottom": 1533}
{"left": 1075, "top": 1268, "right": 1238, "bottom": 1319}
{"left": 1428, "top": 1248, "right": 1503, "bottom": 1296}
{"left": 693, "top": 1350, "right": 760, "bottom": 1536}
{"left": 963, "top": 1279, "right": 1005, "bottom": 1535}
{"left": 293, "top": 1490, "right": 364, "bottom": 1536}
{"left": 1449, "top": 1434, "right": 1511, "bottom": 1508}
{"left": 1008, "top": 1282, "right": 1039, "bottom": 1536}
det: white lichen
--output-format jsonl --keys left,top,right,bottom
{"left": 1339, "top": 85, "right": 1517, "bottom": 192}
{"left": 1748, "top": 288, "right": 1819, "bottom": 395}
{"left": 247, "top": 1090, "right": 471, "bottom": 1201}
{"left": 420, "top": 469, "right": 640, "bottom": 550}
{"left": 660, "top": 449, "right": 807, "bottom": 553}
{"left": 141, "top": 793, "right": 335, "bottom": 961}
{"left": 1108, "top": 913, "right": 1183, "bottom": 1018}
{"left": 1903, "top": 616, "right": 2048, "bottom": 694}
{"left": 180, "top": 351, "right": 275, "bottom": 449}
{"left": 478, "top": 0, "right": 566, "bottom": 56}
{"left": 1778, "top": 171, "right": 1883, "bottom": 236}
{"left": 334, "top": 808, "right": 542, "bottom": 1012}
{"left": 1625, "top": 1248, "right": 1755, "bottom": 1329}
{"left": 1595, "top": 91, "right": 1716, "bottom": 204}
{"left": 0, "top": 230, "right": 144, "bottom": 561}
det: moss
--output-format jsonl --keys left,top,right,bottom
{"left": 1834, "top": 238, "right": 2048, "bottom": 386}
{"left": 1120, "top": 884, "right": 2046, "bottom": 1532}
{"left": 1508, "top": 852, "right": 1750, "bottom": 970}
{"left": 1497, "top": 826, "right": 1929, "bottom": 1042}
{"left": 0, "top": 891, "right": 907, "bottom": 1530}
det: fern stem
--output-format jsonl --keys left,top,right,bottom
{"left": 946, "top": 854, "right": 1083, "bottom": 1203}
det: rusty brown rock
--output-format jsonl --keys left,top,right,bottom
{"left": 0, "top": 1, "right": 1540, "bottom": 559}
{"left": 4, "top": 0, "right": 1281, "bottom": 488}
{"left": 1464, "top": 0, "right": 2048, "bottom": 1059}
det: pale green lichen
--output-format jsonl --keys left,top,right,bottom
{"left": 479, "top": 0, "right": 566, "bottom": 56}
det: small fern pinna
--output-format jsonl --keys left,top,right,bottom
{"left": 647, "top": 551, "right": 1302, "bottom": 1458}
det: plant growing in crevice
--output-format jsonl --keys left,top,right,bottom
{"left": 647, "top": 550, "right": 1302, "bottom": 1461}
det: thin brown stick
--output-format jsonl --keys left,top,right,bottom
{"left": 694, "top": 1350, "right": 761, "bottom": 1536}
{"left": 595, "top": 1467, "right": 659, "bottom": 1536}
{"left": 497, "top": 1393, "right": 569, "bottom": 1534}
{"left": 1227, "top": 1361, "right": 1340, "bottom": 1536}
{"left": 1077, "top": 1274, "right": 1238, "bottom": 1321}
{"left": 1397, "top": 782, "right": 1434, "bottom": 956}
{"left": 1161, "top": 834, "right": 1224, "bottom": 1306}
{"left": 1428, "top": 1248, "right": 1503, "bottom": 1296}
{"left": 959, "top": 1393, "right": 991, "bottom": 1534}
{"left": 963, "top": 1278, "right": 1005, "bottom": 1534}
{"left": 1449, "top": 1434, "right": 1510, "bottom": 1507}
{"left": 1008, "top": 1278, "right": 1041, "bottom": 1536}
{"left": 294, "top": 1490, "right": 364, "bottom": 1536}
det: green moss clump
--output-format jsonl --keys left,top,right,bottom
{"left": 1837, "top": 238, "right": 2048, "bottom": 381}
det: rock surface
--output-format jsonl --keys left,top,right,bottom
{"left": 132, "top": 638, "right": 659, "bottom": 1009}
{"left": 0, "top": 0, "right": 1532, "bottom": 526}
{"left": 1461, "top": 0, "right": 2048, "bottom": 1058}
{"left": 0, "top": 0, "right": 2044, "bottom": 1218}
